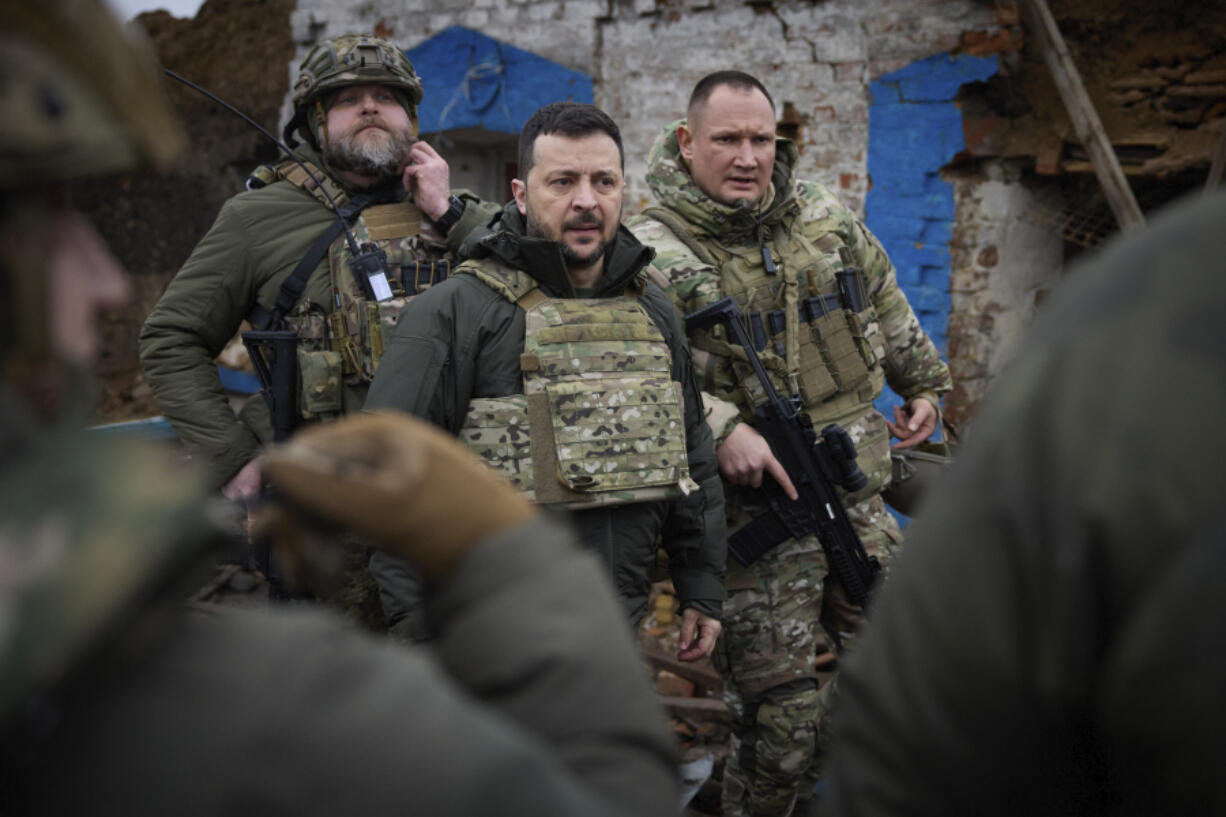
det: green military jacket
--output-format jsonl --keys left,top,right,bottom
{"left": 1, "top": 396, "right": 678, "bottom": 815}
{"left": 365, "top": 204, "right": 727, "bottom": 622}
{"left": 629, "top": 122, "right": 952, "bottom": 504}
{"left": 139, "top": 143, "right": 497, "bottom": 489}
{"left": 825, "top": 193, "right": 1226, "bottom": 816}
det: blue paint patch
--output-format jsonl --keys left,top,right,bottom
{"left": 218, "top": 365, "right": 261, "bottom": 395}
{"left": 90, "top": 416, "right": 180, "bottom": 442}
{"left": 407, "top": 27, "right": 593, "bottom": 136}
{"left": 867, "top": 53, "right": 997, "bottom": 521}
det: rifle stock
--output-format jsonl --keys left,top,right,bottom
{"left": 686, "top": 296, "right": 881, "bottom": 607}
{"left": 241, "top": 329, "right": 300, "bottom": 444}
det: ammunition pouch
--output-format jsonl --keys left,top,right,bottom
{"left": 881, "top": 431, "right": 957, "bottom": 516}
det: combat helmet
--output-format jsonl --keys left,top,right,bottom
{"left": 284, "top": 34, "right": 423, "bottom": 149}
{"left": 0, "top": 0, "right": 205, "bottom": 734}
{"left": 0, "top": 0, "right": 184, "bottom": 367}
{"left": 0, "top": 0, "right": 183, "bottom": 186}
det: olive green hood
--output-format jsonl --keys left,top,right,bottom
{"left": 643, "top": 118, "right": 802, "bottom": 242}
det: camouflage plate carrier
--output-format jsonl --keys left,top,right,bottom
{"left": 456, "top": 258, "right": 699, "bottom": 509}
{"left": 256, "top": 159, "right": 452, "bottom": 422}
{"left": 641, "top": 196, "right": 891, "bottom": 494}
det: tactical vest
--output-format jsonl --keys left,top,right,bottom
{"left": 455, "top": 258, "right": 698, "bottom": 510}
{"left": 264, "top": 160, "right": 452, "bottom": 420}
{"left": 643, "top": 205, "right": 887, "bottom": 422}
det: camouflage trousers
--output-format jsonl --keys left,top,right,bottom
{"left": 713, "top": 492, "right": 901, "bottom": 817}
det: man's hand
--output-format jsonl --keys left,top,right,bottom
{"left": 677, "top": 607, "right": 721, "bottom": 662}
{"left": 261, "top": 412, "right": 536, "bottom": 580}
{"left": 885, "top": 398, "right": 938, "bottom": 450}
{"left": 717, "top": 422, "right": 798, "bottom": 500}
{"left": 401, "top": 141, "right": 451, "bottom": 222}
{"left": 221, "top": 458, "right": 262, "bottom": 505}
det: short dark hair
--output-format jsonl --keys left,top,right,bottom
{"left": 687, "top": 71, "right": 775, "bottom": 122}
{"left": 518, "top": 102, "right": 624, "bottom": 179}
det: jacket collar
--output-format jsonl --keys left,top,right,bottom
{"left": 472, "top": 201, "right": 656, "bottom": 298}
{"left": 644, "top": 118, "right": 801, "bottom": 242}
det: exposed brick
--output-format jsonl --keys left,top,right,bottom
{"left": 835, "top": 61, "right": 862, "bottom": 82}
{"left": 993, "top": 1, "right": 1018, "bottom": 26}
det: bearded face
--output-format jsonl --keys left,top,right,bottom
{"left": 320, "top": 85, "right": 415, "bottom": 181}
{"left": 323, "top": 115, "right": 414, "bottom": 180}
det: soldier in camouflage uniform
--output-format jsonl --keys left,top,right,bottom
{"left": 825, "top": 191, "right": 1226, "bottom": 817}
{"left": 628, "top": 72, "right": 952, "bottom": 816}
{"left": 139, "top": 33, "right": 499, "bottom": 502}
{"left": 0, "top": 6, "right": 681, "bottom": 813}
{"left": 366, "top": 102, "right": 727, "bottom": 660}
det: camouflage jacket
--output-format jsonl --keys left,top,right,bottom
{"left": 139, "top": 143, "right": 498, "bottom": 490}
{"left": 0, "top": 391, "right": 217, "bottom": 731}
{"left": 365, "top": 204, "right": 726, "bottom": 622}
{"left": 630, "top": 122, "right": 952, "bottom": 497}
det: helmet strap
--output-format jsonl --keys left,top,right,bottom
{"left": 314, "top": 98, "right": 329, "bottom": 149}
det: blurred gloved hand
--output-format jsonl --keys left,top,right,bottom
{"left": 261, "top": 411, "right": 536, "bottom": 581}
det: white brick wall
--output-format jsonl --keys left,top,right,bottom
{"left": 287, "top": 0, "right": 998, "bottom": 216}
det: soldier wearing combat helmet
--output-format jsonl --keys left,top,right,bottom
{"left": 139, "top": 33, "right": 499, "bottom": 507}
{"left": 0, "top": 4, "right": 680, "bottom": 814}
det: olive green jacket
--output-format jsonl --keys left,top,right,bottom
{"left": 365, "top": 204, "right": 727, "bottom": 622}
{"left": 138, "top": 143, "right": 497, "bottom": 489}
{"left": 825, "top": 193, "right": 1226, "bottom": 816}
{"left": 1, "top": 401, "right": 678, "bottom": 814}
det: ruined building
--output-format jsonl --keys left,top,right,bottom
{"left": 83, "top": 0, "right": 1226, "bottom": 431}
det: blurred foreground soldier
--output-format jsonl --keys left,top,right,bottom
{"left": 824, "top": 191, "right": 1226, "bottom": 816}
{"left": 0, "top": 5, "right": 678, "bottom": 815}
{"left": 139, "top": 32, "right": 497, "bottom": 503}
{"left": 629, "top": 72, "right": 952, "bottom": 815}
{"left": 365, "top": 102, "right": 727, "bottom": 659}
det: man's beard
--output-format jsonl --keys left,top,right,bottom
{"left": 525, "top": 207, "right": 614, "bottom": 271}
{"left": 323, "top": 118, "right": 413, "bottom": 181}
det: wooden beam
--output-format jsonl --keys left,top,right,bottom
{"left": 1022, "top": 0, "right": 1145, "bottom": 232}
{"left": 642, "top": 645, "right": 723, "bottom": 691}
{"left": 1205, "top": 127, "right": 1226, "bottom": 195}
{"left": 660, "top": 695, "right": 729, "bottom": 721}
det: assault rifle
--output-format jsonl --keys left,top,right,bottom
{"left": 242, "top": 330, "right": 300, "bottom": 444}
{"left": 685, "top": 296, "right": 882, "bottom": 608}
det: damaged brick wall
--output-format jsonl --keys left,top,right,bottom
{"left": 946, "top": 170, "right": 1063, "bottom": 428}
{"left": 95, "top": 0, "right": 1217, "bottom": 437}
{"left": 290, "top": 0, "right": 1002, "bottom": 215}
{"left": 75, "top": 0, "right": 296, "bottom": 423}
{"left": 865, "top": 52, "right": 1001, "bottom": 422}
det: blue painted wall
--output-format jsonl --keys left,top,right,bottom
{"left": 866, "top": 52, "right": 998, "bottom": 423}
{"left": 407, "top": 27, "right": 593, "bottom": 136}
{"left": 866, "top": 52, "right": 997, "bottom": 524}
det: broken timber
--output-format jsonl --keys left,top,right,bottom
{"left": 1022, "top": 0, "right": 1146, "bottom": 232}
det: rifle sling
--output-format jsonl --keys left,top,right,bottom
{"left": 248, "top": 192, "right": 379, "bottom": 330}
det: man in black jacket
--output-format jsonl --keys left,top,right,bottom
{"left": 366, "top": 102, "right": 726, "bottom": 659}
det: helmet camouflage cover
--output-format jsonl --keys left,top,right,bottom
{"left": 0, "top": 0, "right": 183, "bottom": 186}
{"left": 293, "top": 34, "right": 423, "bottom": 110}
{"left": 289, "top": 34, "right": 423, "bottom": 148}
{"left": 0, "top": 0, "right": 182, "bottom": 368}
{"left": 0, "top": 0, "right": 204, "bottom": 730}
